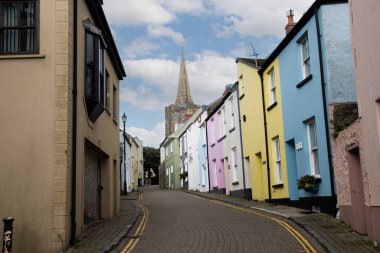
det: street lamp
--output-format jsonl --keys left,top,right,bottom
{"left": 122, "top": 112, "right": 127, "bottom": 195}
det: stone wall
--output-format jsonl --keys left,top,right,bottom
{"left": 159, "top": 162, "right": 166, "bottom": 189}
{"left": 330, "top": 103, "right": 358, "bottom": 137}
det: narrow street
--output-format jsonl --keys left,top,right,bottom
{"left": 115, "top": 186, "right": 322, "bottom": 253}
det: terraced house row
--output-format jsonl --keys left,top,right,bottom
{"left": 160, "top": 0, "right": 380, "bottom": 245}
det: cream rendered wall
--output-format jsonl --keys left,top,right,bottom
{"left": 0, "top": 0, "right": 71, "bottom": 252}
{"left": 130, "top": 138, "right": 139, "bottom": 191}
{"left": 237, "top": 61, "right": 267, "bottom": 201}
{"left": 75, "top": 0, "right": 121, "bottom": 238}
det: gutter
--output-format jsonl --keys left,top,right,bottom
{"left": 258, "top": 71, "right": 272, "bottom": 203}
{"left": 314, "top": 6, "right": 335, "bottom": 196}
{"left": 235, "top": 82, "right": 248, "bottom": 200}
{"left": 205, "top": 121, "right": 211, "bottom": 192}
{"left": 70, "top": 0, "right": 78, "bottom": 245}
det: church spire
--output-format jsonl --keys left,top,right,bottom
{"left": 175, "top": 47, "right": 195, "bottom": 105}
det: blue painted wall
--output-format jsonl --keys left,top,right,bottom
{"left": 278, "top": 12, "right": 330, "bottom": 200}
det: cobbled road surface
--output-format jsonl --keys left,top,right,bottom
{"left": 122, "top": 186, "right": 320, "bottom": 253}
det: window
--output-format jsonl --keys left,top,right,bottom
{"left": 84, "top": 19, "right": 106, "bottom": 122}
{"left": 166, "top": 168, "right": 168, "bottom": 176}
{"left": 229, "top": 97, "right": 235, "bottom": 129}
{"left": 240, "top": 75, "right": 244, "bottom": 95}
{"left": 210, "top": 118, "right": 215, "bottom": 144}
{"left": 170, "top": 142, "right": 173, "bottom": 153}
{"left": 301, "top": 36, "right": 311, "bottom": 78}
{"left": 307, "top": 119, "right": 319, "bottom": 175}
{"left": 221, "top": 107, "right": 226, "bottom": 137}
{"left": 105, "top": 70, "right": 110, "bottom": 110}
{"left": 170, "top": 165, "right": 173, "bottom": 174}
{"left": 165, "top": 146, "right": 168, "bottom": 157}
{"left": 113, "top": 84, "right": 117, "bottom": 122}
{"left": 269, "top": 70, "right": 276, "bottom": 104}
{"left": 273, "top": 138, "right": 282, "bottom": 183}
{"left": 231, "top": 147, "right": 238, "bottom": 182}
{"left": 0, "top": 1, "right": 38, "bottom": 54}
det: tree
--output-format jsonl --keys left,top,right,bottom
{"left": 143, "top": 147, "right": 160, "bottom": 185}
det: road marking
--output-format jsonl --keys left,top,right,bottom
{"left": 210, "top": 200, "right": 317, "bottom": 253}
{"left": 121, "top": 205, "right": 149, "bottom": 253}
{"left": 138, "top": 193, "right": 144, "bottom": 201}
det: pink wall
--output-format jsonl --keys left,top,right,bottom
{"left": 349, "top": 0, "right": 380, "bottom": 244}
{"left": 207, "top": 111, "right": 226, "bottom": 190}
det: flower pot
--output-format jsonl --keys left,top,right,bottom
{"left": 304, "top": 184, "right": 319, "bottom": 193}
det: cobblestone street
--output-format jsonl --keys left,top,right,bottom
{"left": 116, "top": 186, "right": 323, "bottom": 253}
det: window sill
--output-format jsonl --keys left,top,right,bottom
{"left": 267, "top": 102, "right": 277, "bottom": 111}
{"left": 105, "top": 107, "right": 111, "bottom": 116}
{"left": 296, "top": 74, "right": 313, "bottom": 88}
{"left": 113, "top": 119, "right": 118, "bottom": 126}
{"left": 272, "top": 183, "right": 284, "bottom": 189}
{"left": 218, "top": 135, "right": 226, "bottom": 142}
{"left": 232, "top": 181, "right": 239, "bottom": 186}
{"left": 239, "top": 93, "right": 245, "bottom": 100}
{"left": 0, "top": 54, "right": 46, "bottom": 60}
{"left": 211, "top": 143, "right": 216, "bottom": 147}
{"left": 229, "top": 127, "right": 235, "bottom": 133}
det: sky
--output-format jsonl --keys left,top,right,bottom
{"left": 103, "top": 0, "right": 314, "bottom": 148}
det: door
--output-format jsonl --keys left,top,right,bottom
{"left": 348, "top": 147, "right": 367, "bottom": 234}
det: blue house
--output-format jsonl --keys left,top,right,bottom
{"left": 264, "top": 0, "right": 356, "bottom": 214}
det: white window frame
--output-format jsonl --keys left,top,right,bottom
{"left": 301, "top": 36, "right": 311, "bottom": 78}
{"left": 166, "top": 168, "right": 169, "bottom": 176}
{"left": 170, "top": 142, "right": 173, "bottom": 153}
{"left": 273, "top": 137, "right": 282, "bottom": 184}
{"left": 231, "top": 147, "right": 238, "bottom": 183}
{"left": 170, "top": 165, "right": 173, "bottom": 174}
{"left": 229, "top": 97, "right": 235, "bottom": 129}
{"left": 269, "top": 70, "right": 276, "bottom": 104}
{"left": 307, "top": 119, "right": 319, "bottom": 176}
{"left": 221, "top": 107, "right": 226, "bottom": 137}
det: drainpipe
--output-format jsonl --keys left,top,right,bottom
{"left": 235, "top": 82, "right": 248, "bottom": 200}
{"left": 205, "top": 122, "right": 211, "bottom": 192}
{"left": 70, "top": 0, "right": 78, "bottom": 246}
{"left": 259, "top": 71, "right": 272, "bottom": 203}
{"left": 314, "top": 5, "right": 335, "bottom": 196}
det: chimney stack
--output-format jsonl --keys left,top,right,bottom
{"left": 285, "top": 9, "right": 296, "bottom": 35}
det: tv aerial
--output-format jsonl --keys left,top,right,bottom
{"left": 250, "top": 41, "right": 260, "bottom": 68}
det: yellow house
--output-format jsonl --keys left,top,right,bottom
{"left": 236, "top": 58, "right": 268, "bottom": 201}
{"left": 260, "top": 58, "right": 289, "bottom": 200}
{"left": 129, "top": 135, "right": 140, "bottom": 191}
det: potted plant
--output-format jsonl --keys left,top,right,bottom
{"left": 179, "top": 171, "right": 188, "bottom": 179}
{"left": 297, "top": 175, "right": 321, "bottom": 193}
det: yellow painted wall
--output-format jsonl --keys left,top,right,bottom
{"left": 263, "top": 59, "right": 289, "bottom": 199}
{"left": 237, "top": 61, "right": 267, "bottom": 201}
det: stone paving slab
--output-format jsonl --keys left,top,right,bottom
{"left": 183, "top": 190, "right": 380, "bottom": 253}
{"left": 66, "top": 192, "right": 140, "bottom": 253}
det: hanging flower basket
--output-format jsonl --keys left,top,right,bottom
{"left": 297, "top": 175, "right": 321, "bottom": 193}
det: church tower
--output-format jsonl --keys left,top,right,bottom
{"left": 165, "top": 48, "right": 200, "bottom": 137}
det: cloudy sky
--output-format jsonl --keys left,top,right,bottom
{"left": 103, "top": 0, "right": 314, "bottom": 148}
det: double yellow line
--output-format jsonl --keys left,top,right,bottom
{"left": 121, "top": 205, "right": 149, "bottom": 253}
{"left": 210, "top": 200, "right": 317, "bottom": 253}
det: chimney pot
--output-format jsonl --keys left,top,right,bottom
{"left": 285, "top": 9, "right": 296, "bottom": 35}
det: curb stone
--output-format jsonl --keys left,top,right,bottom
{"left": 99, "top": 206, "right": 141, "bottom": 253}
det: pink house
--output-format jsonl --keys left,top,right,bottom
{"left": 333, "top": 0, "right": 380, "bottom": 246}
{"left": 206, "top": 97, "right": 226, "bottom": 194}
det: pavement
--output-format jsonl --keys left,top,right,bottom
{"left": 64, "top": 186, "right": 380, "bottom": 253}
{"left": 66, "top": 191, "right": 140, "bottom": 253}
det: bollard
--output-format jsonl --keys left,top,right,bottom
{"left": 2, "top": 217, "right": 14, "bottom": 253}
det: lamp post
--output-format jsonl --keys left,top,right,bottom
{"left": 122, "top": 113, "right": 127, "bottom": 195}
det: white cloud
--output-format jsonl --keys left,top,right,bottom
{"left": 122, "top": 50, "right": 236, "bottom": 110}
{"left": 123, "top": 38, "right": 159, "bottom": 59}
{"left": 147, "top": 26, "right": 185, "bottom": 45}
{"left": 103, "top": 0, "right": 174, "bottom": 26}
{"left": 127, "top": 121, "right": 165, "bottom": 148}
{"left": 208, "top": 0, "right": 314, "bottom": 38}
